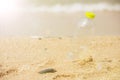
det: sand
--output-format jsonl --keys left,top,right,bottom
{"left": 0, "top": 36, "right": 120, "bottom": 80}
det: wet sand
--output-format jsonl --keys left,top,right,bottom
{"left": 0, "top": 36, "right": 120, "bottom": 80}
{"left": 0, "top": 11, "right": 120, "bottom": 36}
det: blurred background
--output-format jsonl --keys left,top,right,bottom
{"left": 26, "top": 0, "right": 120, "bottom": 5}
{"left": 0, "top": 0, "right": 120, "bottom": 37}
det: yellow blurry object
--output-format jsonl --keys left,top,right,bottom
{"left": 85, "top": 12, "right": 95, "bottom": 19}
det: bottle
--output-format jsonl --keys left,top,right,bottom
{"left": 75, "top": 12, "right": 96, "bottom": 37}
{"left": 66, "top": 12, "right": 96, "bottom": 61}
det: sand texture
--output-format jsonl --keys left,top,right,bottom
{"left": 0, "top": 36, "right": 120, "bottom": 80}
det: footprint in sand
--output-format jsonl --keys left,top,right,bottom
{"left": 0, "top": 68, "right": 17, "bottom": 78}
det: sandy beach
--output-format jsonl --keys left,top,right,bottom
{"left": 0, "top": 0, "right": 120, "bottom": 80}
{"left": 0, "top": 36, "right": 120, "bottom": 80}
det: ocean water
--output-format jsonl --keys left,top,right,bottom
{"left": 27, "top": 0, "right": 120, "bottom": 5}
{"left": 24, "top": 0, "right": 120, "bottom": 12}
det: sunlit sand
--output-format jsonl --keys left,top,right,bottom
{"left": 0, "top": 36, "right": 120, "bottom": 80}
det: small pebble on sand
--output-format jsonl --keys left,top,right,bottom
{"left": 58, "top": 37, "right": 62, "bottom": 40}
{"left": 39, "top": 68, "right": 57, "bottom": 74}
{"left": 44, "top": 48, "right": 48, "bottom": 51}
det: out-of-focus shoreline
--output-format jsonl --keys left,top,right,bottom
{"left": 23, "top": 3, "right": 120, "bottom": 12}
{"left": 26, "top": 0, "right": 120, "bottom": 5}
